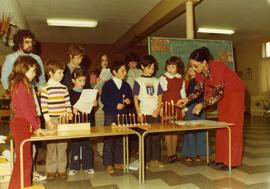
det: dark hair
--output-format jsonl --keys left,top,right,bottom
{"left": 8, "top": 56, "right": 38, "bottom": 92}
{"left": 110, "top": 60, "right": 126, "bottom": 75}
{"left": 165, "top": 56, "right": 185, "bottom": 75}
{"left": 141, "top": 55, "right": 157, "bottom": 68}
{"left": 45, "top": 59, "right": 65, "bottom": 76}
{"left": 189, "top": 47, "right": 214, "bottom": 62}
{"left": 72, "top": 68, "right": 87, "bottom": 79}
{"left": 124, "top": 52, "right": 140, "bottom": 63}
{"left": 13, "top": 29, "right": 36, "bottom": 51}
{"left": 68, "top": 44, "right": 85, "bottom": 58}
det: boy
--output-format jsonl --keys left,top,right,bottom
{"left": 41, "top": 59, "right": 72, "bottom": 180}
{"left": 133, "top": 55, "right": 164, "bottom": 168}
{"left": 101, "top": 60, "right": 133, "bottom": 174}
{"left": 62, "top": 44, "right": 85, "bottom": 89}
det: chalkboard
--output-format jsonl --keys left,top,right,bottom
{"left": 148, "top": 37, "right": 234, "bottom": 76}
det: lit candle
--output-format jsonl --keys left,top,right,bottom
{"left": 165, "top": 101, "right": 168, "bottom": 122}
{"left": 78, "top": 113, "right": 81, "bottom": 123}
{"left": 141, "top": 114, "right": 144, "bottom": 125}
{"left": 125, "top": 114, "right": 128, "bottom": 126}
{"left": 122, "top": 114, "right": 125, "bottom": 126}
{"left": 122, "top": 94, "right": 125, "bottom": 104}
{"left": 133, "top": 113, "right": 136, "bottom": 125}
{"left": 129, "top": 113, "right": 132, "bottom": 125}
{"left": 171, "top": 100, "right": 174, "bottom": 122}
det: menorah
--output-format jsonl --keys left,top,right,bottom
{"left": 112, "top": 113, "right": 149, "bottom": 126}
{"left": 161, "top": 100, "right": 177, "bottom": 124}
{"left": 57, "top": 112, "right": 91, "bottom": 131}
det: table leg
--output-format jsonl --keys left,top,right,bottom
{"left": 206, "top": 130, "right": 209, "bottom": 164}
{"left": 123, "top": 136, "right": 126, "bottom": 173}
{"left": 142, "top": 132, "right": 148, "bottom": 183}
{"left": 227, "top": 126, "right": 232, "bottom": 174}
{"left": 20, "top": 139, "right": 29, "bottom": 189}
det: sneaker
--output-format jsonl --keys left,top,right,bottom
{"left": 105, "top": 165, "right": 115, "bottom": 174}
{"left": 151, "top": 160, "right": 164, "bottom": 168}
{"left": 114, "top": 163, "right": 124, "bottom": 170}
{"left": 128, "top": 160, "right": 139, "bottom": 171}
{"left": 84, "top": 169, "right": 95, "bottom": 175}
{"left": 32, "top": 171, "right": 47, "bottom": 182}
{"left": 47, "top": 172, "right": 56, "bottom": 180}
{"left": 58, "top": 172, "right": 67, "bottom": 179}
{"left": 68, "top": 170, "right": 78, "bottom": 176}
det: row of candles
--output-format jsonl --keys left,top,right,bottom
{"left": 161, "top": 100, "right": 177, "bottom": 124}
{"left": 116, "top": 113, "right": 147, "bottom": 126}
{"left": 58, "top": 112, "right": 90, "bottom": 124}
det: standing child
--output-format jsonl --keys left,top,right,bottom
{"left": 41, "top": 59, "right": 73, "bottom": 180}
{"left": 8, "top": 56, "right": 43, "bottom": 189}
{"left": 68, "top": 68, "right": 97, "bottom": 176}
{"left": 101, "top": 60, "right": 133, "bottom": 174}
{"left": 159, "top": 56, "right": 185, "bottom": 163}
{"left": 181, "top": 64, "right": 207, "bottom": 162}
{"left": 125, "top": 52, "right": 142, "bottom": 89}
{"left": 62, "top": 44, "right": 85, "bottom": 89}
{"left": 133, "top": 55, "right": 164, "bottom": 168}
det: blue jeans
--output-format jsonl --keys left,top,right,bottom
{"left": 69, "top": 138, "right": 94, "bottom": 170}
{"left": 181, "top": 103, "right": 208, "bottom": 157}
{"left": 103, "top": 114, "right": 123, "bottom": 165}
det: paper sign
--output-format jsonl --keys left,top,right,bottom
{"left": 73, "top": 89, "right": 98, "bottom": 113}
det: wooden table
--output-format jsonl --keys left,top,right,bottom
{"left": 19, "top": 127, "right": 142, "bottom": 188}
{"left": 137, "top": 121, "right": 233, "bottom": 183}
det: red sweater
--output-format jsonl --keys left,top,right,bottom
{"left": 11, "top": 81, "right": 40, "bottom": 130}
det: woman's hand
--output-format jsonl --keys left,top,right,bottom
{"left": 192, "top": 103, "right": 203, "bottom": 115}
{"left": 176, "top": 98, "right": 188, "bottom": 108}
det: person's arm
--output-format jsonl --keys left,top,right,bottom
{"left": 101, "top": 81, "right": 120, "bottom": 109}
{"left": 152, "top": 83, "right": 163, "bottom": 117}
{"left": 201, "top": 84, "right": 224, "bottom": 107}
{"left": 40, "top": 87, "right": 50, "bottom": 122}
{"left": 17, "top": 83, "right": 40, "bottom": 130}
{"left": 133, "top": 81, "right": 141, "bottom": 115}
{"left": 159, "top": 75, "right": 167, "bottom": 91}
{"left": 35, "top": 56, "right": 46, "bottom": 89}
{"left": 1, "top": 55, "right": 14, "bottom": 90}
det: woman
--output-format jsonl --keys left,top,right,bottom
{"left": 178, "top": 47, "right": 245, "bottom": 169}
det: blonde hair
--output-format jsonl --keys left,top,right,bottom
{"left": 8, "top": 56, "right": 38, "bottom": 92}
{"left": 184, "top": 63, "right": 194, "bottom": 81}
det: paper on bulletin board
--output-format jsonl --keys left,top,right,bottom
{"left": 74, "top": 89, "right": 98, "bottom": 113}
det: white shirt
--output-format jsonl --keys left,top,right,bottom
{"left": 112, "top": 77, "right": 123, "bottom": 89}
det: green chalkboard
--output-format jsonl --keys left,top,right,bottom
{"left": 148, "top": 37, "right": 234, "bottom": 76}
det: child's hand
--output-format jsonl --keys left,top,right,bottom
{"left": 117, "top": 103, "right": 125, "bottom": 110}
{"left": 192, "top": 103, "right": 203, "bottom": 115}
{"left": 67, "top": 112, "right": 73, "bottom": 120}
{"left": 73, "top": 108, "right": 79, "bottom": 114}
{"left": 92, "top": 99, "right": 98, "bottom": 107}
{"left": 176, "top": 98, "right": 188, "bottom": 108}
{"left": 152, "top": 109, "right": 159, "bottom": 118}
{"left": 34, "top": 128, "right": 45, "bottom": 136}
{"left": 123, "top": 98, "right": 131, "bottom": 105}
{"left": 46, "top": 120, "right": 57, "bottom": 129}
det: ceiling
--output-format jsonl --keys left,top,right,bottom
{"left": 2, "top": 0, "right": 270, "bottom": 46}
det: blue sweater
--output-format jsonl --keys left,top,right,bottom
{"left": 101, "top": 79, "right": 133, "bottom": 115}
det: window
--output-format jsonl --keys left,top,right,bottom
{"left": 262, "top": 42, "right": 270, "bottom": 58}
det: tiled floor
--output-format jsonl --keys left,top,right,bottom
{"left": 1, "top": 117, "right": 270, "bottom": 189}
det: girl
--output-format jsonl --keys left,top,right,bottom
{"left": 68, "top": 68, "right": 97, "bottom": 176}
{"left": 181, "top": 64, "right": 207, "bottom": 162}
{"left": 179, "top": 47, "right": 245, "bottom": 169}
{"left": 125, "top": 52, "right": 142, "bottom": 89}
{"left": 159, "top": 56, "right": 185, "bottom": 163}
{"left": 8, "top": 56, "right": 43, "bottom": 189}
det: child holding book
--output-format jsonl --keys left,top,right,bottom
{"left": 68, "top": 68, "right": 97, "bottom": 176}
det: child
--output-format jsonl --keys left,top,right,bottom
{"left": 62, "top": 44, "right": 85, "bottom": 89}
{"left": 133, "top": 55, "right": 164, "bottom": 168}
{"left": 125, "top": 52, "right": 142, "bottom": 89}
{"left": 8, "top": 56, "right": 43, "bottom": 189}
{"left": 101, "top": 60, "right": 133, "bottom": 174}
{"left": 159, "top": 56, "right": 185, "bottom": 163}
{"left": 41, "top": 59, "right": 72, "bottom": 180}
{"left": 181, "top": 64, "right": 207, "bottom": 161}
{"left": 68, "top": 68, "right": 97, "bottom": 176}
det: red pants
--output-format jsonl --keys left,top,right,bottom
{"left": 9, "top": 118, "right": 32, "bottom": 189}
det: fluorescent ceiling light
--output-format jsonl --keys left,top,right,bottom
{"left": 198, "top": 27, "right": 234, "bottom": 35}
{"left": 47, "top": 18, "right": 98, "bottom": 28}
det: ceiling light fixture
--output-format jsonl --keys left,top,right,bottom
{"left": 47, "top": 18, "right": 98, "bottom": 28}
{"left": 198, "top": 27, "right": 235, "bottom": 35}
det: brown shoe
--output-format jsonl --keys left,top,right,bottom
{"left": 105, "top": 165, "right": 115, "bottom": 174}
{"left": 114, "top": 163, "right": 124, "bottom": 170}
{"left": 58, "top": 172, "right": 67, "bottom": 179}
{"left": 47, "top": 172, "right": 56, "bottom": 180}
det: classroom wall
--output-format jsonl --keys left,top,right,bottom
{"left": 235, "top": 35, "right": 270, "bottom": 112}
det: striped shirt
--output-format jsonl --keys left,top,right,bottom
{"left": 41, "top": 79, "right": 72, "bottom": 121}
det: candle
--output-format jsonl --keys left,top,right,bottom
{"left": 122, "top": 94, "right": 125, "bottom": 104}
{"left": 78, "top": 113, "right": 81, "bottom": 123}
{"left": 133, "top": 113, "right": 136, "bottom": 125}
{"left": 141, "top": 114, "right": 144, "bottom": 125}
{"left": 171, "top": 100, "right": 174, "bottom": 122}
{"left": 86, "top": 113, "right": 89, "bottom": 123}
{"left": 122, "top": 114, "right": 125, "bottom": 126}
{"left": 165, "top": 101, "right": 168, "bottom": 122}
{"left": 125, "top": 114, "right": 128, "bottom": 126}
{"left": 117, "top": 114, "right": 120, "bottom": 125}
{"left": 129, "top": 113, "right": 132, "bottom": 125}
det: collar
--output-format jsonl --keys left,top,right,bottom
{"left": 73, "top": 88, "right": 83, "bottom": 93}
{"left": 164, "top": 72, "right": 181, "bottom": 79}
{"left": 67, "top": 63, "right": 80, "bottom": 73}
{"left": 47, "top": 79, "right": 62, "bottom": 86}
{"left": 141, "top": 75, "right": 153, "bottom": 78}
{"left": 112, "top": 77, "right": 123, "bottom": 89}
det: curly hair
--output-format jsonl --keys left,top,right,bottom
{"left": 8, "top": 56, "right": 38, "bottom": 92}
{"left": 12, "top": 30, "right": 36, "bottom": 51}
